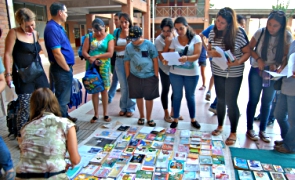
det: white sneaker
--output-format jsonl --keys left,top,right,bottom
{"left": 205, "top": 92, "right": 211, "bottom": 101}
{"left": 208, "top": 107, "right": 217, "bottom": 115}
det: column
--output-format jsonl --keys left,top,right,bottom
{"left": 203, "top": 0, "right": 210, "bottom": 28}
{"left": 245, "top": 15, "right": 251, "bottom": 36}
{"left": 122, "top": 0, "right": 133, "bottom": 22}
{"left": 86, "top": 14, "right": 95, "bottom": 30}
{"left": 109, "top": 14, "right": 116, "bottom": 34}
{"left": 142, "top": 0, "right": 151, "bottom": 40}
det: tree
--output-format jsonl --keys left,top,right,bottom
{"left": 272, "top": 0, "right": 295, "bottom": 18}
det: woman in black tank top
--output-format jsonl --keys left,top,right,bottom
{"left": 4, "top": 8, "right": 49, "bottom": 138}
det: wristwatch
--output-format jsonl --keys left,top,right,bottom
{"left": 5, "top": 73, "right": 12, "bottom": 77}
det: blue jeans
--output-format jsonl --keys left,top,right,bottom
{"left": 274, "top": 93, "right": 295, "bottom": 151}
{"left": 169, "top": 73, "right": 199, "bottom": 119}
{"left": 108, "top": 67, "right": 119, "bottom": 103}
{"left": 0, "top": 137, "right": 14, "bottom": 172}
{"left": 50, "top": 63, "right": 73, "bottom": 117}
{"left": 246, "top": 67, "right": 276, "bottom": 131}
{"left": 115, "top": 57, "right": 136, "bottom": 112}
{"left": 210, "top": 97, "right": 217, "bottom": 109}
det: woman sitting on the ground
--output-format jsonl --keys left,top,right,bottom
{"left": 16, "top": 88, "right": 80, "bottom": 180}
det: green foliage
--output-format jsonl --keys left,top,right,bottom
{"left": 272, "top": 0, "right": 295, "bottom": 18}
{"left": 210, "top": 3, "right": 214, "bottom": 8}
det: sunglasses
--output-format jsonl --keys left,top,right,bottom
{"left": 270, "top": 10, "right": 285, "bottom": 17}
{"left": 218, "top": 8, "right": 232, "bottom": 17}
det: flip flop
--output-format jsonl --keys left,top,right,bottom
{"left": 225, "top": 138, "right": 236, "bottom": 146}
{"left": 137, "top": 118, "right": 145, "bottom": 125}
{"left": 119, "top": 111, "right": 126, "bottom": 116}
{"left": 104, "top": 116, "right": 111, "bottom": 122}
{"left": 164, "top": 116, "right": 173, "bottom": 123}
{"left": 147, "top": 120, "right": 156, "bottom": 127}
{"left": 126, "top": 112, "right": 133, "bottom": 117}
{"left": 90, "top": 116, "right": 98, "bottom": 123}
{"left": 211, "top": 129, "right": 223, "bottom": 136}
{"left": 199, "top": 85, "right": 206, "bottom": 90}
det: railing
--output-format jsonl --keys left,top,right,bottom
{"left": 155, "top": 6, "right": 205, "bottom": 18}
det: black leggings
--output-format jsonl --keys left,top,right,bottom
{"left": 159, "top": 68, "right": 173, "bottom": 110}
{"left": 214, "top": 75, "right": 243, "bottom": 133}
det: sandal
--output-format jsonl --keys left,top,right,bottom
{"left": 137, "top": 118, "right": 145, "bottom": 125}
{"left": 170, "top": 121, "right": 178, "bottom": 128}
{"left": 225, "top": 138, "right": 236, "bottom": 146}
{"left": 179, "top": 116, "right": 184, "bottom": 120}
{"left": 164, "top": 116, "right": 173, "bottom": 123}
{"left": 212, "top": 129, "right": 223, "bottom": 136}
{"left": 199, "top": 85, "right": 206, "bottom": 90}
{"left": 119, "top": 111, "right": 126, "bottom": 116}
{"left": 90, "top": 116, "right": 98, "bottom": 123}
{"left": 104, "top": 116, "right": 111, "bottom": 122}
{"left": 147, "top": 120, "right": 156, "bottom": 127}
{"left": 126, "top": 112, "right": 133, "bottom": 117}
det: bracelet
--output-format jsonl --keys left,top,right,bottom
{"left": 5, "top": 73, "right": 12, "bottom": 77}
{"left": 256, "top": 57, "right": 261, "bottom": 61}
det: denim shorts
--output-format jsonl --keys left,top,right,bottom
{"left": 198, "top": 60, "right": 207, "bottom": 67}
{"left": 127, "top": 73, "right": 159, "bottom": 100}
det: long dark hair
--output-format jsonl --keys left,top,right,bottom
{"left": 213, "top": 7, "right": 238, "bottom": 52}
{"left": 261, "top": 10, "right": 287, "bottom": 65}
{"left": 174, "top": 16, "right": 195, "bottom": 44}
{"left": 119, "top": 13, "right": 133, "bottom": 28}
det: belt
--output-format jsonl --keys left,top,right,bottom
{"left": 50, "top": 61, "right": 73, "bottom": 68}
{"left": 16, "top": 170, "right": 66, "bottom": 178}
{"left": 116, "top": 55, "right": 124, "bottom": 58}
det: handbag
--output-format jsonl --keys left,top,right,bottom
{"left": 274, "top": 78, "right": 283, "bottom": 90}
{"left": 14, "top": 34, "right": 43, "bottom": 83}
{"left": 82, "top": 63, "right": 104, "bottom": 94}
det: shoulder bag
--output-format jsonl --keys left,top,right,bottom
{"left": 14, "top": 33, "right": 43, "bottom": 83}
{"left": 82, "top": 63, "right": 104, "bottom": 94}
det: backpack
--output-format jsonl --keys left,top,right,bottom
{"left": 78, "top": 33, "right": 93, "bottom": 60}
{"left": 6, "top": 99, "right": 20, "bottom": 138}
{"left": 111, "top": 29, "right": 120, "bottom": 66}
{"left": 68, "top": 78, "right": 83, "bottom": 109}
{"left": 82, "top": 64, "right": 105, "bottom": 94}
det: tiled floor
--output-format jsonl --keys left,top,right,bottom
{"left": 1, "top": 49, "right": 283, "bottom": 171}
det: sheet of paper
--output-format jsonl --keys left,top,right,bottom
{"left": 265, "top": 67, "right": 287, "bottom": 77}
{"left": 161, "top": 52, "right": 182, "bottom": 66}
{"left": 211, "top": 46, "right": 228, "bottom": 70}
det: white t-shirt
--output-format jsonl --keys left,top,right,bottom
{"left": 155, "top": 34, "right": 170, "bottom": 75}
{"left": 116, "top": 38, "right": 127, "bottom": 56}
{"left": 169, "top": 35, "right": 202, "bottom": 76}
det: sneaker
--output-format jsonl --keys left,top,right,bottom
{"left": 246, "top": 130, "right": 259, "bottom": 141}
{"left": 205, "top": 92, "right": 211, "bottom": 101}
{"left": 208, "top": 107, "right": 217, "bottom": 115}
{"left": 259, "top": 131, "right": 270, "bottom": 143}
{"left": 267, "top": 118, "right": 275, "bottom": 126}
{"left": 67, "top": 115, "right": 77, "bottom": 123}
{"left": 191, "top": 121, "right": 201, "bottom": 129}
{"left": 274, "top": 140, "right": 283, "bottom": 146}
{"left": 254, "top": 115, "right": 260, "bottom": 121}
{"left": 274, "top": 145, "right": 295, "bottom": 154}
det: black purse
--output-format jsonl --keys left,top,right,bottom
{"left": 14, "top": 34, "right": 43, "bottom": 83}
{"left": 274, "top": 78, "right": 283, "bottom": 90}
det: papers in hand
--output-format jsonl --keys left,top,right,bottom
{"left": 211, "top": 46, "right": 228, "bottom": 70}
{"left": 265, "top": 53, "right": 295, "bottom": 78}
{"left": 161, "top": 52, "right": 182, "bottom": 66}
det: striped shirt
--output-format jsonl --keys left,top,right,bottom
{"left": 209, "top": 28, "right": 249, "bottom": 77}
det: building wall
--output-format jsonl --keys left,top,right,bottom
{"left": 0, "top": 0, "right": 10, "bottom": 57}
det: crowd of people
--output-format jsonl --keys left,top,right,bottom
{"left": 0, "top": 1, "right": 294, "bottom": 179}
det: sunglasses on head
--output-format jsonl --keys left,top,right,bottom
{"left": 218, "top": 8, "right": 232, "bottom": 17}
{"left": 270, "top": 10, "right": 285, "bottom": 17}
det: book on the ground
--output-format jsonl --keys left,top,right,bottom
{"left": 146, "top": 133, "right": 157, "bottom": 141}
{"left": 201, "top": 139, "right": 211, "bottom": 145}
{"left": 129, "top": 139, "right": 141, "bottom": 147}
{"left": 201, "top": 144, "right": 212, "bottom": 150}
{"left": 212, "top": 155, "right": 225, "bottom": 165}
{"left": 151, "top": 141, "right": 163, "bottom": 149}
{"left": 156, "top": 155, "right": 169, "bottom": 168}
{"left": 270, "top": 172, "right": 286, "bottom": 180}
{"left": 89, "top": 152, "right": 108, "bottom": 165}
{"left": 212, "top": 147, "right": 224, "bottom": 156}
{"left": 202, "top": 132, "right": 212, "bottom": 140}
{"left": 85, "top": 137, "right": 116, "bottom": 148}
{"left": 168, "top": 173, "right": 183, "bottom": 180}
{"left": 93, "top": 167, "right": 111, "bottom": 178}
{"left": 174, "top": 151, "right": 187, "bottom": 161}
{"left": 101, "top": 158, "right": 117, "bottom": 168}
{"left": 190, "top": 131, "right": 202, "bottom": 138}
{"left": 135, "top": 170, "right": 153, "bottom": 180}
{"left": 103, "top": 144, "right": 114, "bottom": 152}
{"left": 180, "top": 130, "right": 191, "bottom": 137}
{"left": 153, "top": 172, "right": 169, "bottom": 180}
{"left": 115, "top": 141, "right": 129, "bottom": 150}
{"left": 124, "top": 146, "right": 136, "bottom": 154}
{"left": 166, "top": 128, "right": 177, "bottom": 134}
{"left": 199, "top": 155, "right": 213, "bottom": 165}
{"left": 199, "top": 165, "right": 213, "bottom": 178}
{"left": 179, "top": 137, "right": 190, "bottom": 144}
{"left": 184, "top": 163, "right": 199, "bottom": 171}
{"left": 253, "top": 171, "right": 270, "bottom": 180}
{"left": 146, "top": 147, "right": 159, "bottom": 156}
{"left": 200, "top": 149, "right": 212, "bottom": 156}
{"left": 154, "top": 134, "right": 166, "bottom": 142}
{"left": 134, "top": 146, "right": 147, "bottom": 154}
{"left": 108, "top": 149, "right": 123, "bottom": 158}
{"left": 66, "top": 166, "right": 83, "bottom": 179}
{"left": 162, "top": 143, "right": 173, "bottom": 151}
{"left": 168, "top": 160, "right": 184, "bottom": 174}
{"left": 121, "top": 173, "right": 136, "bottom": 180}
{"left": 130, "top": 154, "right": 145, "bottom": 164}
{"left": 211, "top": 140, "right": 225, "bottom": 149}
{"left": 79, "top": 164, "right": 101, "bottom": 176}
{"left": 116, "top": 153, "right": 132, "bottom": 164}
{"left": 261, "top": 163, "right": 275, "bottom": 172}
{"left": 117, "top": 125, "right": 130, "bottom": 131}
{"left": 186, "top": 157, "right": 199, "bottom": 165}
{"left": 164, "top": 136, "right": 175, "bottom": 144}
{"left": 233, "top": 157, "right": 249, "bottom": 170}
{"left": 285, "top": 173, "right": 295, "bottom": 180}
{"left": 284, "top": 168, "right": 295, "bottom": 174}
{"left": 108, "top": 164, "right": 125, "bottom": 178}
{"left": 124, "top": 163, "right": 140, "bottom": 173}
{"left": 178, "top": 144, "right": 189, "bottom": 153}
{"left": 182, "top": 171, "right": 197, "bottom": 180}
{"left": 215, "top": 173, "right": 230, "bottom": 180}
{"left": 135, "top": 133, "right": 148, "bottom": 139}
{"left": 94, "top": 130, "right": 122, "bottom": 139}
{"left": 160, "top": 150, "right": 174, "bottom": 160}
{"left": 141, "top": 155, "right": 157, "bottom": 171}
{"left": 127, "top": 126, "right": 140, "bottom": 134}
{"left": 247, "top": 160, "right": 263, "bottom": 171}
{"left": 237, "top": 170, "right": 253, "bottom": 180}
{"left": 212, "top": 164, "right": 226, "bottom": 174}
{"left": 139, "top": 126, "right": 155, "bottom": 134}
{"left": 273, "top": 165, "right": 284, "bottom": 173}
{"left": 121, "top": 134, "right": 133, "bottom": 141}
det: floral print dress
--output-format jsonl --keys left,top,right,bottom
{"left": 16, "top": 112, "right": 75, "bottom": 180}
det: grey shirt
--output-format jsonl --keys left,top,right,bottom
{"left": 281, "top": 40, "right": 295, "bottom": 96}
{"left": 155, "top": 35, "right": 170, "bottom": 75}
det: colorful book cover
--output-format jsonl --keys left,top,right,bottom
{"left": 116, "top": 153, "right": 132, "bottom": 164}
{"left": 124, "top": 163, "right": 140, "bottom": 173}
{"left": 189, "top": 148, "right": 200, "bottom": 154}
{"left": 130, "top": 154, "right": 145, "bottom": 164}
{"left": 135, "top": 170, "right": 153, "bottom": 180}
{"left": 160, "top": 150, "right": 174, "bottom": 160}
{"left": 178, "top": 144, "right": 189, "bottom": 153}
{"left": 189, "top": 144, "right": 201, "bottom": 149}
{"left": 164, "top": 136, "right": 175, "bottom": 144}
{"left": 121, "top": 134, "right": 133, "bottom": 141}
{"left": 201, "top": 144, "right": 212, "bottom": 150}
{"left": 199, "top": 165, "right": 213, "bottom": 178}
{"left": 108, "top": 164, "right": 125, "bottom": 178}
{"left": 174, "top": 152, "right": 187, "bottom": 161}
{"left": 115, "top": 141, "right": 129, "bottom": 149}
{"left": 134, "top": 146, "right": 147, "bottom": 154}
{"left": 211, "top": 140, "right": 225, "bottom": 149}
{"left": 135, "top": 133, "right": 147, "bottom": 139}
{"left": 108, "top": 149, "right": 123, "bottom": 158}
{"left": 261, "top": 163, "right": 275, "bottom": 171}
{"left": 201, "top": 139, "right": 211, "bottom": 145}
{"left": 128, "top": 126, "right": 140, "bottom": 134}
{"left": 180, "top": 130, "right": 191, "bottom": 137}
{"left": 156, "top": 155, "right": 169, "bottom": 168}
{"left": 146, "top": 133, "right": 156, "bottom": 141}
{"left": 212, "top": 164, "right": 226, "bottom": 174}
{"left": 247, "top": 160, "right": 263, "bottom": 171}
{"left": 199, "top": 155, "right": 213, "bottom": 165}
{"left": 154, "top": 134, "right": 166, "bottom": 142}
{"left": 121, "top": 173, "right": 136, "bottom": 180}
{"left": 94, "top": 130, "right": 122, "bottom": 139}
{"left": 284, "top": 168, "right": 295, "bottom": 174}
{"left": 146, "top": 147, "right": 159, "bottom": 156}
{"left": 182, "top": 171, "right": 196, "bottom": 180}
{"left": 153, "top": 172, "right": 169, "bottom": 180}
{"left": 117, "top": 125, "right": 130, "bottom": 131}
{"left": 273, "top": 165, "right": 284, "bottom": 173}
{"left": 89, "top": 152, "right": 108, "bottom": 165}
{"left": 215, "top": 173, "right": 229, "bottom": 180}
{"left": 200, "top": 149, "right": 212, "bottom": 156}
{"left": 201, "top": 132, "right": 212, "bottom": 140}
{"left": 211, "top": 155, "right": 225, "bottom": 165}
{"left": 162, "top": 143, "right": 173, "bottom": 151}
{"left": 233, "top": 157, "right": 249, "bottom": 170}
{"left": 270, "top": 172, "right": 286, "bottom": 180}
{"left": 237, "top": 170, "right": 253, "bottom": 180}
{"left": 168, "top": 160, "right": 184, "bottom": 174}
{"left": 285, "top": 174, "right": 295, "bottom": 180}
{"left": 79, "top": 165, "right": 101, "bottom": 176}
{"left": 179, "top": 137, "right": 190, "bottom": 144}
{"left": 101, "top": 158, "right": 117, "bottom": 168}
{"left": 124, "top": 146, "right": 136, "bottom": 154}
{"left": 168, "top": 173, "right": 183, "bottom": 180}
{"left": 165, "top": 128, "right": 177, "bottom": 135}
{"left": 190, "top": 131, "right": 202, "bottom": 138}
{"left": 212, "top": 147, "right": 224, "bottom": 156}
{"left": 253, "top": 171, "right": 270, "bottom": 180}
{"left": 66, "top": 166, "right": 83, "bottom": 179}
{"left": 184, "top": 163, "right": 199, "bottom": 171}
{"left": 93, "top": 167, "right": 111, "bottom": 178}
{"left": 186, "top": 157, "right": 199, "bottom": 165}
{"left": 129, "top": 139, "right": 141, "bottom": 147}
{"left": 103, "top": 144, "right": 114, "bottom": 152}
{"left": 143, "top": 155, "right": 157, "bottom": 167}
{"left": 151, "top": 141, "right": 163, "bottom": 149}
